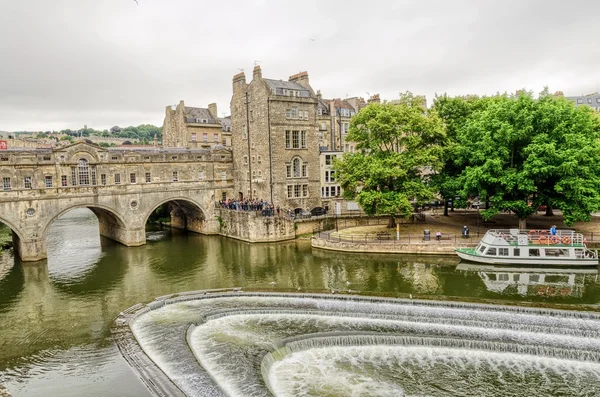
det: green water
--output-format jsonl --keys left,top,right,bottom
{"left": 0, "top": 208, "right": 599, "bottom": 396}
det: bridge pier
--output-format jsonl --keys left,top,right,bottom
{"left": 170, "top": 207, "right": 219, "bottom": 235}
{"left": 14, "top": 234, "right": 47, "bottom": 262}
{"left": 98, "top": 221, "right": 146, "bottom": 247}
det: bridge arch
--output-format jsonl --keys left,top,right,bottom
{"left": 41, "top": 204, "right": 128, "bottom": 241}
{"left": 0, "top": 214, "right": 25, "bottom": 243}
{"left": 144, "top": 196, "right": 211, "bottom": 234}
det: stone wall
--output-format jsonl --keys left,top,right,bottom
{"left": 311, "top": 235, "right": 477, "bottom": 255}
{"left": 294, "top": 216, "right": 389, "bottom": 236}
{"left": 217, "top": 209, "right": 295, "bottom": 243}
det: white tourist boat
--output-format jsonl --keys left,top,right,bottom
{"left": 456, "top": 229, "right": 598, "bottom": 266}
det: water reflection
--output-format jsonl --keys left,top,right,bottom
{"left": 456, "top": 263, "right": 600, "bottom": 303}
{"left": 0, "top": 251, "right": 23, "bottom": 314}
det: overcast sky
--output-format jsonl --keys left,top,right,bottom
{"left": 1, "top": 0, "right": 598, "bottom": 132}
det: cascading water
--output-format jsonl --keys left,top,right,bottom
{"left": 128, "top": 293, "right": 600, "bottom": 397}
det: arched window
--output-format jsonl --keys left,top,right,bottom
{"left": 78, "top": 158, "right": 90, "bottom": 185}
{"left": 293, "top": 158, "right": 301, "bottom": 178}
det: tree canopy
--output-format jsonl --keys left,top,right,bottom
{"left": 334, "top": 92, "right": 445, "bottom": 219}
{"left": 453, "top": 91, "right": 600, "bottom": 227}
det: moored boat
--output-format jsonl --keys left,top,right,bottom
{"left": 456, "top": 229, "right": 598, "bottom": 266}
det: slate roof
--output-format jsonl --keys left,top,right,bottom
{"left": 317, "top": 98, "right": 330, "bottom": 114}
{"left": 218, "top": 116, "right": 232, "bottom": 132}
{"left": 263, "top": 79, "right": 311, "bottom": 97}
{"left": 184, "top": 107, "right": 217, "bottom": 124}
{"left": 263, "top": 79, "right": 307, "bottom": 91}
{"left": 566, "top": 93, "right": 600, "bottom": 108}
{"left": 333, "top": 99, "right": 354, "bottom": 110}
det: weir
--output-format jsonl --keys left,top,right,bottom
{"left": 123, "top": 292, "right": 600, "bottom": 397}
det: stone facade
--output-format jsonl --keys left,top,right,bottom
{"left": 163, "top": 100, "right": 232, "bottom": 149}
{"left": 0, "top": 141, "right": 234, "bottom": 261}
{"left": 230, "top": 66, "right": 320, "bottom": 212}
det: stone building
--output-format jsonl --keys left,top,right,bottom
{"left": 230, "top": 66, "right": 321, "bottom": 212}
{"left": 162, "top": 100, "right": 232, "bottom": 148}
{"left": 565, "top": 92, "right": 600, "bottom": 111}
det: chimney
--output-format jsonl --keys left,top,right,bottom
{"left": 367, "top": 94, "right": 380, "bottom": 104}
{"left": 233, "top": 71, "right": 246, "bottom": 89}
{"left": 289, "top": 71, "right": 313, "bottom": 93}
{"left": 253, "top": 65, "right": 262, "bottom": 80}
{"left": 316, "top": 90, "right": 322, "bottom": 100}
{"left": 208, "top": 103, "right": 218, "bottom": 120}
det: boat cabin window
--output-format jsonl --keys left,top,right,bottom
{"left": 545, "top": 249, "right": 569, "bottom": 257}
{"left": 486, "top": 248, "right": 496, "bottom": 256}
{"left": 529, "top": 274, "right": 540, "bottom": 282}
{"left": 514, "top": 248, "right": 520, "bottom": 256}
{"left": 498, "top": 248, "right": 509, "bottom": 256}
{"left": 498, "top": 274, "right": 509, "bottom": 281}
{"left": 478, "top": 245, "right": 486, "bottom": 253}
{"left": 529, "top": 249, "right": 540, "bottom": 257}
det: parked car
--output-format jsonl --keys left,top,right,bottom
{"left": 471, "top": 201, "right": 485, "bottom": 209}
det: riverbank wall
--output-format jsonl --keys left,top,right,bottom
{"left": 216, "top": 209, "right": 295, "bottom": 243}
{"left": 311, "top": 235, "right": 477, "bottom": 254}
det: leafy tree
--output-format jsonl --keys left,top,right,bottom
{"left": 334, "top": 92, "right": 445, "bottom": 226}
{"left": 454, "top": 90, "right": 600, "bottom": 228}
{"left": 431, "top": 94, "right": 499, "bottom": 215}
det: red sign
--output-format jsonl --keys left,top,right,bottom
{"left": 0, "top": 140, "right": 7, "bottom": 150}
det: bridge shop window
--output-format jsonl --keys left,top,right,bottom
{"left": 130, "top": 173, "right": 137, "bottom": 184}
{"left": 2, "top": 177, "right": 11, "bottom": 191}
{"left": 202, "top": 133, "right": 208, "bottom": 143}
{"left": 61, "top": 175, "right": 67, "bottom": 187}
{"left": 24, "top": 176, "right": 32, "bottom": 189}
{"left": 78, "top": 159, "right": 90, "bottom": 185}
{"left": 111, "top": 156, "right": 118, "bottom": 161}
{"left": 115, "top": 173, "right": 121, "bottom": 185}
{"left": 172, "top": 171, "right": 178, "bottom": 182}
{"left": 145, "top": 172, "right": 151, "bottom": 183}
{"left": 101, "top": 174, "right": 107, "bottom": 185}
{"left": 221, "top": 171, "right": 227, "bottom": 181}
{"left": 199, "top": 171, "right": 205, "bottom": 180}
{"left": 44, "top": 176, "right": 53, "bottom": 188}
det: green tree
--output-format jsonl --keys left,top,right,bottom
{"left": 431, "top": 94, "right": 504, "bottom": 215}
{"left": 454, "top": 90, "right": 600, "bottom": 228}
{"left": 334, "top": 92, "right": 445, "bottom": 226}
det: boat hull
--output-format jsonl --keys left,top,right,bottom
{"left": 456, "top": 249, "right": 598, "bottom": 266}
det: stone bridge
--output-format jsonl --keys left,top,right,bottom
{"left": 0, "top": 142, "right": 234, "bottom": 261}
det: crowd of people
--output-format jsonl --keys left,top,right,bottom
{"left": 218, "top": 199, "right": 280, "bottom": 217}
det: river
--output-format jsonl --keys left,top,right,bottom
{"left": 1, "top": 208, "right": 599, "bottom": 396}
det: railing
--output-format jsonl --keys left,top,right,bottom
{"left": 313, "top": 229, "right": 482, "bottom": 245}
{"left": 487, "top": 229, "right": 585, "bottom": 246}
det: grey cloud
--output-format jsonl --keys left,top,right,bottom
{"left": 0, "top": 0, "right": 598, "bottom": 131}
